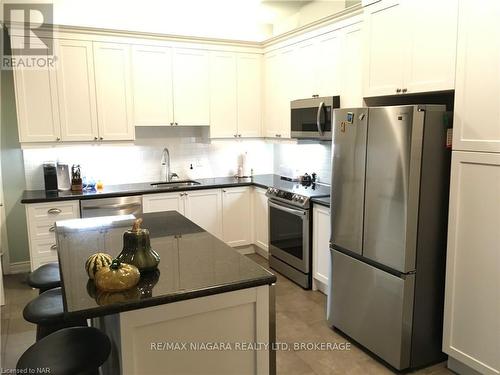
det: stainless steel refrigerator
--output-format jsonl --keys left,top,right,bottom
{"left": 328, "top": 105, "right": 451, "bottom": 370}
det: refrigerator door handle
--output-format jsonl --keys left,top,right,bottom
{"left": 316, "top": 102, "right": 325, "bottom": 136}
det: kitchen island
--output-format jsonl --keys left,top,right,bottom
{"left": 55, "top": 211, "right": 277, "bottom": 375}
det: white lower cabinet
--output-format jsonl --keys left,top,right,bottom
{"left": 143, "top": 189, "right": 223, "bottom": 240}
{"left": 252, "top": 187, "right": 268, "bottom": 254}
{"left": 184, "top": 189, "right": 223, "bottom": 239}
{"left": 25, "top": 201, "right": 80, "bottom": 270}
{"left": 312, "top": 204, "right": 331, "bottom": 295}
{"left": 222, "top": 187, "right": 252, "bottom": 247}
{"left": 443, "top": 151, "right": 500, "bottom": 375}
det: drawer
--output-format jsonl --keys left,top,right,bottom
{"left": 26, "top": 201, "right": 80, "bottom": 223}
{"left": 30, "top": 237, "right": 59, "bottom": 258}
{"left": 29, "top": 221, "right": 58, "bottom": 239}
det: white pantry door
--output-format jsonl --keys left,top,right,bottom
{"left": 0, "top": 138, "right": 5, "bottom": 305}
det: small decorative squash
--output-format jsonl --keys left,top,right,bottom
{"left": 95, "top": 259, "right": 140, "bottom": 292}
{"left": 85, "top": 252, "right": 113, "bottom": 279}
{"left": 117, "top": 218, "right": 160, "bottom": 273}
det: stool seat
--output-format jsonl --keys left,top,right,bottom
{"left": 23, "top": 287, "right": 67, "bottom": 325}
{"left": 17, "top": 327, "right": 111, "bottom": 375}
{"left": 23, "top": 287, "right": 87, "bottom": 340}
{"left": 27, "top": 263, "right": 61, "bottom": 293}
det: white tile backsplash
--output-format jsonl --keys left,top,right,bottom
{"left": 22, "top": 127, "right": 274, "bottom": 190}
{"left": 22, "top": 127, "right": 334, "bottom": 190}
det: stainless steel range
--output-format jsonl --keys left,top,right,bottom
{"left": 266, "top": 179, "right": 329, "bottom": 289}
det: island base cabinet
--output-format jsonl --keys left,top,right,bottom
{"left": 96, "top": 286, "right": 274, "bottom": 375}
{"left": 443, "top": 151, "right": 500, "bottom": 375}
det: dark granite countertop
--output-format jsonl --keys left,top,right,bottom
{"left": 312, "top": 197, "right": 331, "bottom": 207}
{"left": 56, "top": 211, "right": 276, "bottom": 319}
{"left": 21, "top": 174, "right": 277, "bottom": 204}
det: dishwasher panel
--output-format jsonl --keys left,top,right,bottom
{"left": 80, "top": 196, "right": 143, "bottom": 218}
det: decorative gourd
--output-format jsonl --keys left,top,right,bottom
{"left": 85, "top": 252, "right": 113, "bottom": 279}
{"left": 117, "top": 218, "right": 160, "bottom": 272}
{"left": 94, "top": 259, "right": 140, "bottom": 292}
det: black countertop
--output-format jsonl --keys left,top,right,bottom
{"left": 311, "top": 197, "right": 331, "bottom": 207}
{"left": 56, "top": 211, "right": 276, "bottom": 319}
{"left": 21, "top": 175, "right": 277, "bottom": 204}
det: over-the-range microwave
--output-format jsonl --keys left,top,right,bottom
{"left": 290, "top": 96, "right": 340, "bottom": 140}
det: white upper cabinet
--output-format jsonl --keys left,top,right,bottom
{"left": 404, "top": 0, "right": 457, "bottom": 93}
{"left": 12, "top": 37, "right": 61, "bottom": 143}
{"left": 237, "top": 53, "right": 262, "bottom": 138}
{"left": 56, "top": 39, "right": 98, "bottom": 141}
{"left": 340, "top": 22, "right": 364, "bottom": 107}
{"left": 131, "top": 45, "right": 174, "bottom": 127}
{"left": 209, "top": 51, "right": 238, "bottom": 138}
{"left": 453, "top": 0, "right": 500, "bottom": 153}
{"left": 93, "top": 42, "right": 135, "bottom": 140}
{"left": 173, "top": 48, "right": 210, "bottom": 126}
{"left": 315, "top": 31, "right": 343, "bottom": 98}
{"left": 363, "top": 0, "right": 406, "bottom": 97}
{"left": 294, "top": 39, "right": 318, "bottom": 99}
{"left": 363, "top": 0, "right": 458, "bottom": 97}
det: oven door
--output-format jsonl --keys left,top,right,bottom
{"left": 268, "top": 200, "right": 310, "bottom": 273}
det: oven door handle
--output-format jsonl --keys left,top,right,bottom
{"left": 316, "top": 101, "right": 325, "bottom": 137}
{"left": 269, "top": 201, "right": 307, "bottom": 217}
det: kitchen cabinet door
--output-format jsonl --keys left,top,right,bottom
{"left": 294, "top": 39, "right": 318, "bottom": 99}
{"left": 142, "top": 192, "right": 184, "bottom": 214}
{"left": 340, "top": 21, "right": 364, "bottom": 107}
{"left": 56, "top": 39, "right": 99, "bottom": 141}
{"left": 252, "top": 187, "right": 268, "bottom": 253}
{"left": 11, "top": 37, "right": 61, "bottom": 143}
{"left": 453, "top": 0, "right": 500, "bottom": 153}
{"left": 184, "top": 189, "right": 223, "bottom": 239}
{"left": 131, "top": 45, "right": 174, "bottom": 126}
{"left": 363, "top": 0, "right": 406, "bottom": 97}
{"left": 264, "top": 48, "right": 292, "bottom": 139}
{"left": 312, "top": 205, "right": 330, "bottom": 295}
{"left": 222, "top": 187, "right": 252, "bottom": 247}
{"left": 316, "top": 30, "right": 342, "bottom": 98}
{"left": 443, "top": 151, "right": 500, "bottom": 375}
{"left": 209, "top": 52, "right": 238, "bottom": 138}
{"left": 173, "top": 48, "right": 210, "bottom": 126}
{"left": 404, "top": 0, "right": 458, "bottom": 94}
{"left": 93, "top": 42, "right": 135, "bottom": 141}
{"left": 237, "top": 53, "right": 262, "bottom": 138}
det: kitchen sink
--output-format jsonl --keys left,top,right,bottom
{"left": 150, "top": 180, "right": 201, "bottom": 188}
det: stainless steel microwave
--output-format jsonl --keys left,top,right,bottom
{"left": 290, "top": 96, "right": 340, "bottom": 140}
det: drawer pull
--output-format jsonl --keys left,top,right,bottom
{"left": 50, "top": 244, "right": 57, "bottom": 250}
{"left": 47, "top": 208, "right": 62, "bottom": 215}
{"left": 49, "top": 226, "right": 56, "bottom": 232}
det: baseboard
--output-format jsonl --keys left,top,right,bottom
{"left": 447, "top": 357, "right": 484, "bottom": 375}
{"left": 235, "top": 245, "right": 256, "bottom": 255}
{"left": 255, "top": 246, "right": 269, "bottom": 259}
{"left": 8, "top": 261, "right": 30, "bottom": 274}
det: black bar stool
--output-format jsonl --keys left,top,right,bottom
{"left": 17, "top": 326, "right": 111, "bottom": 375}
{"left": 27, "top": 263, "right": 61, "bottom": 294}
{"left": 23, "top": 287, "right": 87, "bottom": 341}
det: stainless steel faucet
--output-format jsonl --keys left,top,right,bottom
{"left": 160, "top": 147, "right": 178, "bottom": 182}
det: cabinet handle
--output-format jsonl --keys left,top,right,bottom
{"left": 402, "top": 88, "right": 408, "bottom": 93}
{"left": 49, "top": 226, "right": 55, "bottom": 232}
{"left": 50, "top": 244, "right": 57, "bottom": 250}
{"left": 56, "top": 137, "right": 61, "bottom": 141}
{"left": 222, "top": 189, "right": 226, "bottom": 193}
{"left": 234, "top": 134, "right": 237, "bottom": 138}
{"left": 99, "top": 137, "right": 103, "bottom": 141}
{"left": 175, "top": 122, "right": 178, "bottom": 126}
{"left": 94, "top": 136, "right": 98, "bottom": 141}
{"left": 396, "top": 88, "right": 402, "bottom": 93}
{"left": 47, "top": 208, "right": 62, "bottom": 215}
{"left": 238, "top": 134, "right": 242, "bottom": 138}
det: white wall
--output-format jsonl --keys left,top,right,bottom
{"left": 22, "top": 127, "right": 274, "bottom": 190}
{"left": 273, "top": 142, "right": 332, "bottom": 184}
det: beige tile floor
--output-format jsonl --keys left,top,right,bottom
{"left": 0, "top": 255, "right": 453, "bottom": 374}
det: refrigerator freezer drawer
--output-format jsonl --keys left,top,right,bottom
{"left": 328, "top": 249, "right": 415, "bottom": 370}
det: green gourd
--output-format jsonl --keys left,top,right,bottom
{"left": 117, "top": 218, "right": 160, "bottom": 273}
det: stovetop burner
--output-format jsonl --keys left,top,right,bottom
{"left": 265, "top": 178, "right": 330, "bottom": 208}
